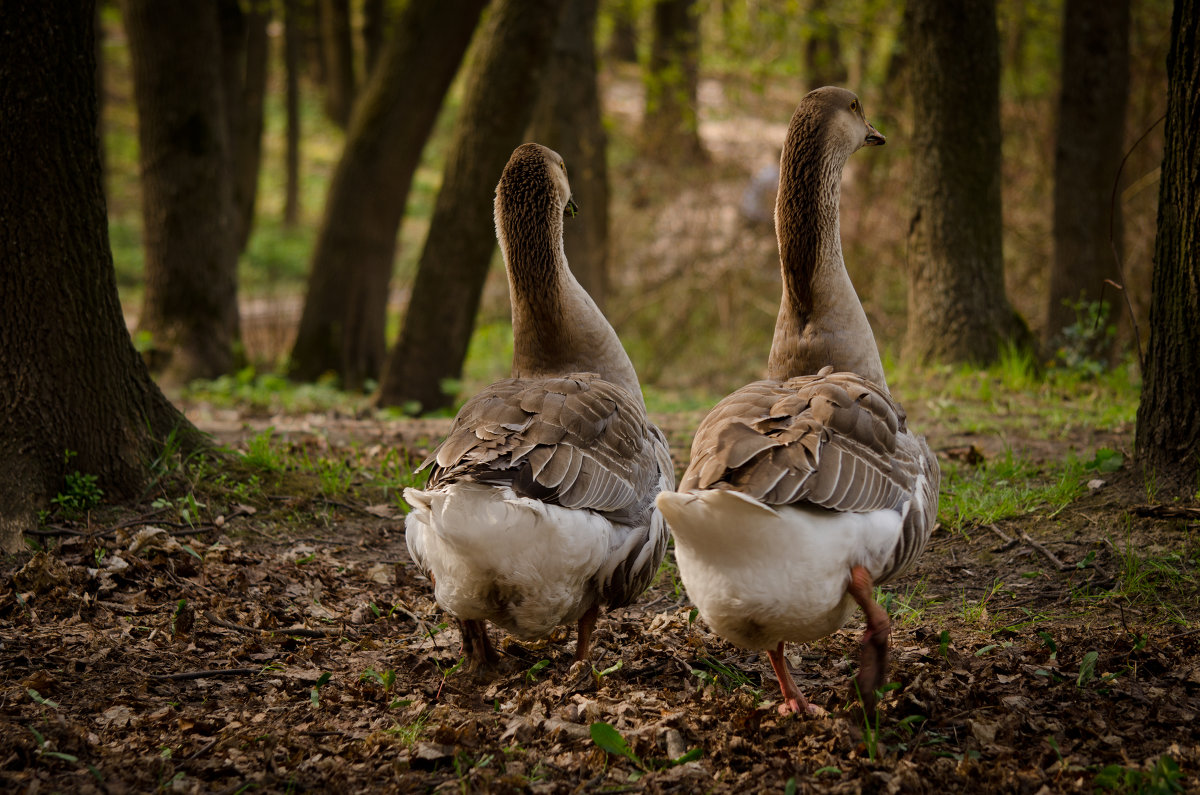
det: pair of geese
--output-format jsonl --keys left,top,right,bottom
{"left": 404, "top": 87, "right": 940, "bottom": 716}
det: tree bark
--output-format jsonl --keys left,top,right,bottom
{"left": 284, "top": 0, "right": 302, "bottom": 227}
{"left": 643, "top": 0, "right": 705, "bottom": 161}
{"left": 903, "top": 0, "right": 1033, "bottom": 365}
{"left": 1135, "top": 0, "right": 1200, "bottom": 487}
{"left": 607, "top": 0, "right": 639, "bottom": 63}
{"left": 0, "top": 0, "right": 203, "bottom": 553}
{"left": 123, "top": 0, "right": 241, "bottom": 383}
{"left": 288, "top": 0, "right": 488, "bottom": 389}
{"left": 529, "top": 0, "right": 610, "bottom": 311}
{"left": 362, "top": 0, "right": 387, "bottom": 79}
{"left": 219, "top": 0, "right": 272, "bottom": 255}
{"left": 1046, "top": 0, "right": 1131, "bottom": 345}
{"left": 803, "top": 0, "right": 847, "bottom": 90}
{"left": 319, "top": 0, "right": 357, "bottom": 128}
{"left": 378, "top": 0, "right": 568, "bottom": 411}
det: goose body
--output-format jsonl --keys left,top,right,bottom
{"left": 404, "top": 144, "right": 673, "bottom": 667}
{"left": 656, "top": 88, "right": 939, "bottom": 715}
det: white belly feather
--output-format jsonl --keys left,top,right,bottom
{"left": 657, "top": 489, "right": 902, "bottom": 650}
{"left": 405, "top": 481, "right": 620, "bottom": 639}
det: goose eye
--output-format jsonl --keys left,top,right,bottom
{"left": 850, "top": 100, "right": 859, "bottom": 112}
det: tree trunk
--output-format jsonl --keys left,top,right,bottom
{"left": 288, "top": 0, "right": 488, "bottom": 389}
{"left": 607, "top": 0, "right": 639, "bottom": 63}
{"left": 529, "top": 0, "right": 610, "bottom": 311}
{"left": 284, "top": 0, "right": 302, "bottom": 227}
{"left": 219, "top": 0, "right": 272, "bottom": 255}
{"left": 378, "top": 0, "right": 568, "bottom": 412}
{"left": 803, "top": 0, "right": 847, "bottom": 90}
{"left": 123, "top": 0, "right": 241, "bottom": 384}
{"left": 0, "top": 0, "right": 203, "bottom": 553}
{"left": 643, "top": 0, "right": 705, "bottom": 161}
{"left": 319, "top": 0, "right": 357, "bottom": 128}
{"left": 1135, "top": 0, "right": 1200, "bottom": 488}
{"left": 362, "top": 0, "right": 387, "bottom": 79}
{"left": 903, "top": 0, "right": 1033, "bottom": 365}
{"left": 1046, "top": 0, "right": 1131, "bottom": 347}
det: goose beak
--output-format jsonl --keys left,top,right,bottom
{"left": 864, "top": 123, "right": 886, "bottom": 147}
{"left": 565, "top": 197, "right": 579, "bottom": 218}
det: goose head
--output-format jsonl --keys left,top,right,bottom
{"left": 495, "top": 143, "right": 578, "bottom": 254}
{"left": 798, "top": 86, "right": 885, "bottom": 165}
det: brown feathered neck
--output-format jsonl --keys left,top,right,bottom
{"left": 495, "top": 148, "right": 645, "bottom": 409}
{"left": 765, "top": 97, "right": 887, "bottom": 389}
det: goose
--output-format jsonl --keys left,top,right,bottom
{"left": 404, "top": 143, "right": 674, "bottom": 670}
{"left": 656, "top": 88, "right": 940, "bottom": 716}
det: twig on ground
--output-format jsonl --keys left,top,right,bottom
{"left": 1018, "top": 531, "right": 1070, "bottom": 571}
{"left": 204, "top": 611, "right": 353, "bottom": 639}
{"left": 150, "top": 668, "right": 258, "bottom": 681}
{"left": 1130, "top": 505, "right": 1200, "bottom": 520}
{"left": 987, "top": 524, "right": 1019, "bottom": 552}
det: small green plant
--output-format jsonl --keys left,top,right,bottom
{"left": 525, "top": 659, "right": 551, "bottom": 683}
{"left": 241, "top": 428, "right": 287, "bottom": 472}
{"left": 1076, "top": 651, "right": 1099, "bottom": 687}
{"left": 453, "top": 752, "right": 494, "bottom": 794}
{"left": 1093, "top": 754, "right": 1184, "bottom": 793}
{"left": 51, "top": 451, "right": 104, "bottom": 517}
{"left": 592, "top": 659, "right": 623, "bottom": 683}
{"left": 1052, "top": 299, "right": 1116, "bottom": 376}
{"left": 385, "top": 712, "right": 428, "bottom": 747}
{"left": 589, "top": 722, "right": 701, "bottom": 781}
{"left": 309, "top": 672, "right": 332, "bottom": 707}
{"left": 691, "top": 656, "right": 754, "bottom": 692}
{"left": 360, "top": 668, "right": 396, "bottom": 692}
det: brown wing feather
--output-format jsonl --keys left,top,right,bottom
{"left": 428, "top": 374, "right": 671, "bottom": 524}
{"left": 680, "top": 371, "right": 925, "bottom": 516}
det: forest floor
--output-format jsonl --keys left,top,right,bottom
{"left": 2, "top": 396, "right": 1198, "bottom": 794}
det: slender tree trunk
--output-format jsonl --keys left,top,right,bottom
{"left": 378, "top": 0, "right": 568, "bottom": 411}
{"left": 529, "top": 0, "right": 609, "bottom": 311}
{"left": 803, "top": 0, "right": 847, "bottom": 90}
{"left": 1136, "top": 0, "right": 1200, "bottom": 488}
{"left": 362, "top": 0, "right": 386, "bottom": 78}
{"left": 0, "top": 0, "right": 202, "bottom": 553}
{"left": 219, "top": 0, "right": 271, "bottom": 254}
{"left": 284, "top": 0, "right": 302, "bottom": 227}
{"left": 903, "top": 0, "right": 1033, "bottom": 365}
{"left": 643, "top": 0, "right": 705, "bottom": 161}
{"left": 123, "top": 0, "right": 241, "bottom": 384}
{"left": 319, "top": 0, "right": 356, "bottom": 128}
{"left": 288, "top": 0, "right": 488, "bottom": 389}
{"left": 608, "top": 0, "right": 639, "bottom": 63}
{"left": 1046, "top": 0, "right": 1131, "bottom": 347}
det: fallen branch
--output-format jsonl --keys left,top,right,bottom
{"left": 150, "top": 668, "right": 258, "bottom": 681}
{"left": 204, "top": 611, "right": 353, "bottom": 639}
{"left": 986, "top": 524, "right": 1018, "bottom": 552}
{"left": 1130, "top": 505, "right": 1200, "bottom": 520}
{"left": 1018, "top": 531, "right": 1070, "bottom": 571}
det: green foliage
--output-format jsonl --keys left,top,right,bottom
{"left": 185, "top": 368, "right": 372, "bottom": 414}
{"left": 939, "top": 451, "right": 1089, "bottom": 532}
{"left": 589, "top": 721, "right": 701, "bottom": 780}
{"left": 51, "top": 451, "right": 104, "bottom": 517}
{"left": 1093, "top": 755, "right": 1184, "bottom": 793}
{"left": 1053, "top": 300, "right": 1118, "bottom": 376}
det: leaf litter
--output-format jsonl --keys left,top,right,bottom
{"left": 1, "top": 413, "right": 1197, "bottom": 793}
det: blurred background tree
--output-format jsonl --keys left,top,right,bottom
{"left": 90, "top": 0, "right": 1174, "bottom": 408}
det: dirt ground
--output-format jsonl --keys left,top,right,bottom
{"left": 2, "top": 409, "right": 1198, "bottom": 795}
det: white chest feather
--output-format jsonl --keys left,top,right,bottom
{"left": 657, "top": 489, "right": 901, "bottom": 649}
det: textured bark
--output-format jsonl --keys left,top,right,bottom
{"left": 378, "top": 0, "right": 568, "bottom": 411}
{"left": 0, "top": 0, "right": 202, "bottom": 553}
{"left": 219, "top": 0, "right": 271, "bottom": 254}
{"left": 1136, "top": 0, "right": 1200, "bottom": 486}
{"left": 289, "top": 0, "right": 487, "bottom": 388}
{"left": 319, "top": 0, "right": 356, "bottom": 128}
{"left": 643, "top": 0, "right": 705, "bottom": 161}
{"left": 284, "top": 0, "right": 302, "bottom": 227}
{"left": 123, "top": 0, "right": 240, "bottom": 383}
{"left": 1046, "top": 0, "right": 1131, "bottom": 342}
{"left": 529, "top": 0, "right": 609, "bottom": 311}
{"left": 903, "top": 0, "right": 1033, "bottom": 365}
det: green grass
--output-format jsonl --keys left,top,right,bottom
{"left": 939, "top": 451, "right": 1090, "bottom": 533}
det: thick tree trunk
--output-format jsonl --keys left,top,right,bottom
{"left": 529, "top": 0, "right": 610, "bottom": 311}
{"left": 284, "top": 0, "right": 302, "bottom": 227}
{"left": 0, "top": 0, "right": 202, "bottom": 553}
{"left": 643, "top": 0, "right": 705, "bottom": 161}
{"left": 362, "top": 0, "right": 386, "bottom": 79}
{"left": 903, "top": 0, "right": 1033, "bottom": 365}
{"left": 378, "top": 0, "right": 568, "bottom": 412}
{"left": 1046, "top": 0, "right": 1131, "bottom": 345}
{"left": 123, "top": 0, "right": 240, "bottom": 383}
{"left": 288, "top": 0, "right": 488, "bottom": 388}
{"left": 1135, "top": 0, "right": 1200, "bottom": 487}
{"left": 607, "top": 0, "right": 639, "bottom": 63}
{"left": 319, "top": 0, "right": 356, "bottom": 128}
{"left": 219, "top": 0, "right": 272, "bottom": 255}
